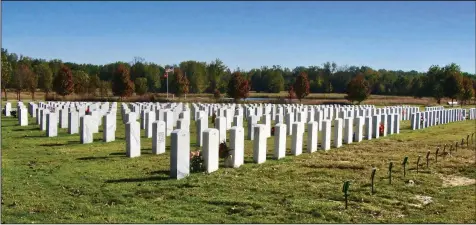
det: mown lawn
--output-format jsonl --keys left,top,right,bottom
{"left": 1, "top": 101, "right": 475, "bottom": 223}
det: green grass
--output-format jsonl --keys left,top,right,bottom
{"left": 1, "top": 102, "right": 476, "bottom": 223}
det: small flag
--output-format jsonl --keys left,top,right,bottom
{"left": 165, "top": 67, "right": 174, "bottom": 73}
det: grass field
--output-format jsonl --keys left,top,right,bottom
{"left": 4, "top": 91, "right": 474, "bottom": 106}
{"left": 1, "top": 101, "right": 476, "bottom": 223}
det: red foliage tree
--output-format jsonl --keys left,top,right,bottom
{"left": 227, "top": 72, "right": 250, "bottom": 102}
{"left": 293, "top": 72, "right": 310, "bottom": 102}
{"left": 53, "top": 65, "right": 74, "bottom": 97}
{"left": 111, "top": 64, "right": 134, "bottom": 99}
{"left": 173, "top": 68, "right": 190, "bottom": 97}
{"left": 345, "top": 74, "right": 371, "bottom": 104}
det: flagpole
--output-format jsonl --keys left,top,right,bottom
{"left": 166, "top": 72, "right": 169, "bottom": 99}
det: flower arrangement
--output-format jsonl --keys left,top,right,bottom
{"left": 190, "top": 149, "right": 204, "bottom": 173}
{"left": 271, "top": 127, "right": 275, "bottom": 136}
{"left": 379, "top": 123, "right": 385, "bottom": 136}
{"left": 219, "top": 142, "right": 232, "bottom": 159}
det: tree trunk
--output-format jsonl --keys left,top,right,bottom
{"left": 32, "top": 91, "right": 35, "bottom": 101}
{"left": 3, "top": 88, "right": 7, "bottom": 101}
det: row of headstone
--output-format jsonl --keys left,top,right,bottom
{"left": 19, "top": 101, "right": 118, "bottom": 142}
{"left": 410, "top": 108, "right": 474, "bottom": 130}
{"left": 469, "top": 108, "right": 476, "bottom": 120}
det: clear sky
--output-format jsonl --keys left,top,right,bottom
{"left": 2, "top": 1, "right": 475, "bottom": 73}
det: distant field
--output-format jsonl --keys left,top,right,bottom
{"left": 3, "top": 91, "right": 473, "bottom": 107}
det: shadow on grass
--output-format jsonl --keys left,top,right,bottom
{"left": 305, "top": 164, "right": 365, "bottom": 170}
{"left": 13, "top": 127, "right": 38, "bottom": 131}
{"left": 77, "top": 156, "right": 110, "bottom": 161}
{"left": 40, "top": 143, "right": 67, "bottom": 147}
{"left": 105, "top": 174, "right": 171, "bottom": 183}
{"left": 23, "top": 135, "right": 46, "bottom": 138}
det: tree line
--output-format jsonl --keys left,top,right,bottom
{"left": 1, "top": 48, "right": 475, "bottom": 104}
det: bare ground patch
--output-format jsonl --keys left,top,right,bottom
{"left": 438, "top": 174, "right": 476, "bottom": 187}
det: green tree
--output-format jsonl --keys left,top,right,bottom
{"left": 460, "top": 76, "right": 474, "bottom": 105}
{"left": 345, "top": 74, "right": 371, "bottom": 104}
{"left": 443, "top": 63, "right": 464, "bottom": 104}
{"left": 144, "top": 63, "right": 162, "bottom": 93}
{"left": 99, "top": 81, "right": 110, "bottom": 98}
{"left": 426, "top": 65, "right": 445, "bottom": 103}
{"left": 180, "top": 61, "right": 208, "bottom": 93}
{"left": 1, "top": 49, "right": 12, "bottom": 100}
{"left": 262, "top": 69, "right": 285, "bottom": 93}
{"left": 88, "top": 74, "right": 100, "bottom": 96}
{"left": 24, "top": 65, "right": 38, "bottom": 100}
{"left": 134, "top": 77, "right": 148, "bottom": 96}
{"left": 13, "top": 63, "right": 30, "bottom": 101}
{"left": 72, "top": 70, "right": 90, "bottom": 95}
{"left": 206, "top": 59, "right": 227, "bottom": 92}
{"left": 34, "top": 63, "right": 53, "bottom": 97}
{"left": 130, "top": 57, "right": 146, "bottom": 81}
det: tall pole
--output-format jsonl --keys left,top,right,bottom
{"left": 166, "top": 72, "right": 169, "bottom": 99}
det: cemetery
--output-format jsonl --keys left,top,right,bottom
{"left": 2, "top": 100, "right": 475, "bottom": 223}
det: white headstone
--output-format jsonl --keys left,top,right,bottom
{"left": 291, "top": 123, "right": 304, "bottom": 156}
{"left": 253, "top": 124, "right": 267, "bottom": 164}
{"left": 126, "top": 121, "right": 141, "bottom": 158}
{"left": 215, "top": 116, "right": 227, "bottom": 143}
{"left": 343, "top": 118, "right": 353, "bottom": 144}
{"left": 170, "top": 129, "right": 190, "bottom": 180}
{"left": 103, "top": 113, "right": 116, "bottom": 142}
{"left": 333, "top": 119, "right": 343, "bottom": 148}
{"left": 307, "top": 121, "right": 318, "bottom": 153}
{"left": 152, "top": 120, "right": 166, "bottom": 155}
{"left": 203, "top": 128, "right": 219, "bottom": 173}
{"left": 80, "top": 115, "right": 93, "bottom": 144}
{"left": 321, "top": 120, "right": 332, "bottom": 150}
{"left": 229, "top": 126, "right": 244, "bottom": 168}
{"left": 46, "top": 113, "right": 58, "bottom": 137}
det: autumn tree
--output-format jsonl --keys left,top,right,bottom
{"left": 134, "top": 77, "right": 148, "bottom": 96}
{"left": 460, "top": 76, "right": 474, "bottom": 105}
{"left": 53, "top": 65, "right": 75, "bottom": 97}
{"left": 1, "top": 50, "right": 12, "bottom": 100}
{"left": 226, "top": 71, "right": 250, "bottom": 102}
{"left": 72, "top": 70, "right": 90, "bottom": 95}
{"left": 172, "top": 68, "right": 190, "bottom": 97}
{"left": 34, "top": 63, "right": 53, "bottom": 97}
{"left": 293, "top": 72, "right": 310, "bottom": 102}
{"left": 345, "top": 74, "right": 371, "bottom": 104}
{"left": 111, "top": 64, "right": 134, "bottom": 99}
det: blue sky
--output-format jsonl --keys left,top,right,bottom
{"left": 2, "top": 1, "right": 475, "bottom": 73}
